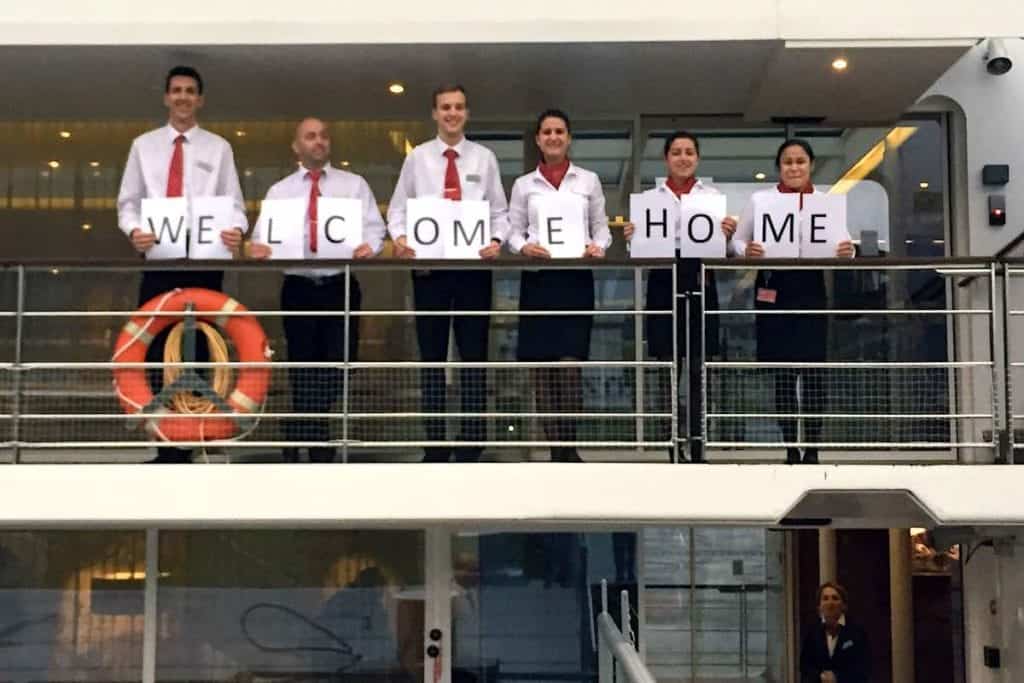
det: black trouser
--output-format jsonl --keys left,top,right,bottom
{"left": 139, "top": 269, "right": 224, "bottom": 464}
{"left": 281, "top": 274, "right": 361, "bottom": 462}
{"left": 774, "top": 368, "right": 826, "bottom": 444}
{"left": 412, "top": 270, "right": 491, "bottom": 463}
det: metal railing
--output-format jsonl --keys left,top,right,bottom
{"left": 598, "top": 580, "right": 657, "bottom": 683}
{"left": 0, "top": 257, "right": 1020, "bottom": 463}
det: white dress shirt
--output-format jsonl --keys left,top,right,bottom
{"left": 639, "top": 178, "right": 723, "bottom": 251}
{"left": 507, "top": 163, "right": 612, "bottom": 254}
{"left": 117, "top": 124, "right": 247, "bottom": 235}
{"left": 387, "top": 136, "right": 511, "bottom": 244}
{"left": 252, "top": 164, "right": 387, "bottom": 278}
{"left": 731, "top": 186, "right": 828, "bottom": 257}
{"left": 825, "top": 614, "right": 846, "bottom": 657}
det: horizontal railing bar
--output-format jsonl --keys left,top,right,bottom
{"left": 12, "top": 440, "right": 673, "bottom": 449}
{"left": 707, "top": 361, "right": 990, "bottom": 368}
{"left": 17, "top": 411, "right": 673, "bottom": 420}
{"left": 15, "top": 360, "right": 672, "bottom": 369}
{"left": 707, "top": 309, "right": 991, "bottom": 315}
{"left": 20, "top": 309, "right": 668, "bottom": 318}
{"left": 707, "top": 441, "right": 992, "bottom": 448}
{"left": 707, "top": 412, "right": 991, "bottom": 419}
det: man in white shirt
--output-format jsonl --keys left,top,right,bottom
{"left": 116, "top": 65, "right": 247, "bottom": 463}
{"left": 387, "top": 84, "right": 510, "bottom": 463}
{"left": 249, "top": 117, "right": 386, "bottom": 463}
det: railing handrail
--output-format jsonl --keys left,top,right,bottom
{"left": 598, "top": 580, "right": 658, "bottom": 683}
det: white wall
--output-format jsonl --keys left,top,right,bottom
{"left": 923, "top": 39, "right": 1024, "bottom": 257}
{"left": 962, "top": 535, "right": 1024, "bottom": 683}
{"left": 1, "top": 0, "right": 1022, "bottom": 45}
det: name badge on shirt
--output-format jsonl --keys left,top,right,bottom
{"left": 756, "top": 288, "right": 777, "bottom": 304}
{"left": 465, "top": 174, "right": 481, "bottom": 183}
{"left": 195, "top": 160, "right": 214, "bottom": 173}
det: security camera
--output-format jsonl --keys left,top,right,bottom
{"left": 984, "top": 38, "right": 1013, "bottom": 76}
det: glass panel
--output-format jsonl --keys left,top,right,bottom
{"left": 0, "top": 530, "right": 146, "bottom": 682}
{"left": 157, "top": 530, "right": 425, "bottom": 682}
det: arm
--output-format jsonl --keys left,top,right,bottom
{"left": 116, "top": 139, "right": 143, "bottom": 237}
{"left": 799, "top": 628, "right": 821, "bottom": 683}
{"left": 359, "top": 177, "right": 387, "bottom": 256}
{"left": 386, "top": 153, "right": 416, "bottom": 241}
{"left": 506, "top": 179, "right": 529, "bottom": 254}
{"left": 586, "top": 177, "right": 612, "bottom": 253}
{"left": 219, "top": 142, "right": 248, "bottom": 232}
{"left": 485, "top": 150, "right": 510, "bottom": 244}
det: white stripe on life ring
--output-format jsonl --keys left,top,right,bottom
{"left": 215, "top": 297, "right": 240, "bottom": 328}
{"left": 229, "top": 389, "right": 260, "bottom": 413}
{"left": 122, "top": 321, "right": 155, "bottom": 346}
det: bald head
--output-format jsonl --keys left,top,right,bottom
{"left": 292, "top": 117, "right": 331, "bottom": 170}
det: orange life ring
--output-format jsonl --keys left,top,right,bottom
{"left": 112, "top": 288, "right": 271, "bottom": 441}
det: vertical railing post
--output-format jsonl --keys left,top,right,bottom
{"left": 634, "top": 265, "right": 645, "bottom": 455}
{"left": 1003, "top": 264, "right": 1016, "bottom": 464}
{"left": 989, "top": 262, "right": 1002, "bottom": 462}
{"left": 670, "top": 259, "right": 680, "bottom": 463}
{"left": 11, "top": 265, "right": 25, "bottom": 463}
{"left": 341, "top": 263, "right": 351, "bottom": 464}
{"left": 142, "top": 528, "right": 159, "bottom": 683}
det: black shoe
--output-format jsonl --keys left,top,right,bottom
{"left": 422, "top": 448, "right": 451, "bottom": 463}
{"left": 802, "top": 448, "right": 819, "bottom": 464}
{"left": 454, "top": 447, "right": 482, "bottom": 463}
{"left": 151, "top": 448, "right": 191, "bottom": 464}
{"left": 282, "top": 448, "right": 300, "bottom": 463}
{"left": 689, "top": 441, "right": 705, "bottom": 463}
{"left": 552, "top": 448, "right": 584, "bottom": 463}
{"left": 309, "top": 447, "right": 335, "bottom": 463}
{"left": 786, "top": 448, "right": 801, "bottom": 464}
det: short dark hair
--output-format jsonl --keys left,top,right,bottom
{"left": 432, "top": 83, "right": 467, "bottom": 109}
{"left": 535, "top": 109, "right": 572, "bottom": 135}
{"left": 663, "top": 130, "right": 701, "bottom": 158}
{"left": 775, "top": 138, "right": 815, "bottom": 168}
{"left": 165, "top": 65, "right": 204, "bottom": 95}
{"left": 816, "top": 581, "right": 849, "bottom": 606}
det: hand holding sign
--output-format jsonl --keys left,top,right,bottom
{"left": 141, "top": 197, "right": 188, "bottom": 260}
{"left": 536, "top": 193, "right": 586, "bottom": 258}
{"left": 628, "top": 192, "right": 677, "bottom": 258}
{"left": 679, "top": 194, "right": 727, "bottom": 257}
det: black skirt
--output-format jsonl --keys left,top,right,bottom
{"left": 754, "top": 269, "right": 827, "bottom": 362}
{"left": 645, "top": 262, "right": 720, "bottom": 360}
{"left": 517, "top": 269, "right": 595, "bottom": 361}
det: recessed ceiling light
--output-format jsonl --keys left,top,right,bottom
{"left": 243, "top": 169, "right": 253, "bottom": 177}
{"left": 47, "top": 160, "right": 60, "bottom": 169}
{"left": 754, "top": 172, "right": 767, "bottom": 180}
{"left": 919, "top": 181, "right": 930, "bottom": 189}
{"left": 50, "top": 268, "right": 60, "bottom": 275}
{"left": 58, "top": 130, "right": 72, "bottom": 139}
{"left": 81, "top": 223, "right": 92, "bottom": 231}
{"left": 88, "top": 161, "right": 100, "bottom": 167}
{"left": 832, "top": 57, "right": 849, "bottom": 72}
{"left": 341, "top": 160, "right": 351, "bottom": 167}
{"left": 235, "top": 130, "right": 246, "bottom": 137}
{"left": 388, "top": 82, "right": 405, "bottom": 95}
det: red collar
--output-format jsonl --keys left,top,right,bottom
{"left": 666, "top": 176, "right": 698, "bottom": 197}
{"left": 539, "top": 159, "right": 571, "bottom": 189}
{"left": 777, "top": 182, "right": 814, "bottom": 194}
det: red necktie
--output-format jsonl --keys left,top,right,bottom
{"left": 166, "top": 134, "right": 185, "bottom": 197}
{"left": 308, "top": 169, "right": 322, "bottom": 252}
{"left": 443, "top": 148, "right": 461, "bottom": 201}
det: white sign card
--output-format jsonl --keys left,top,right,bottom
{"left": 255, "top": 198, "right": 306, "bottom": 260}
{"left": 753, "top": 194, "right": 801, "bottom": 258}
{"left": 316, "top": 197, "right": 363, "bottom": 259}
{"left": 189, "top": 195, "right": 235, "bottom": 260}
{"left": 800, "top": 194, "right": 850, "bottom": 257}
{"left": 446, "top": 199, "right": 491, "bottom": 259}
{"left": 679, "top": 194, "right": 728, "bottom": 257}
{"left": 407, "top": 197, "right": 450, "bottom": 259}
{"left": 140, "top": 197, "right": 188, "bottom": 260}
{"left": 628, "top": 192, "right": 677, "bottom": 258}
{"left": 536, "top": 193, "right": 587, "bottom": 258}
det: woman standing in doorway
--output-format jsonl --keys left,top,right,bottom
{"left": 800, "top": 582, "right": 871, "bottom": 683}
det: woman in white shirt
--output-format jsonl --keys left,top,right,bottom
{"left": 733, "top": 138, "right": 854, "bottom": 464}
{"left": 623, "top": 131, "right": 737, "bottom": 461}
{"left": 508, "top": 109, "right": 612, "bottom": 462}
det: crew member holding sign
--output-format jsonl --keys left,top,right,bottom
{"left": 116, "top": 65, "right": 247, "bottom": 463}
{"left": 249, "top": 117, "right": 386, "bottom": 463}
{"left": 387, "top": 84, "right": 511, "bottom": 463}
{"left": 623, "top": 131, "right": 736, "bottom": 461}
{"left": 508, "top": 109, "right": 611, "bottom": 462}
{"left": 732, "top": 139, "right": 854, "bottom": 464}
